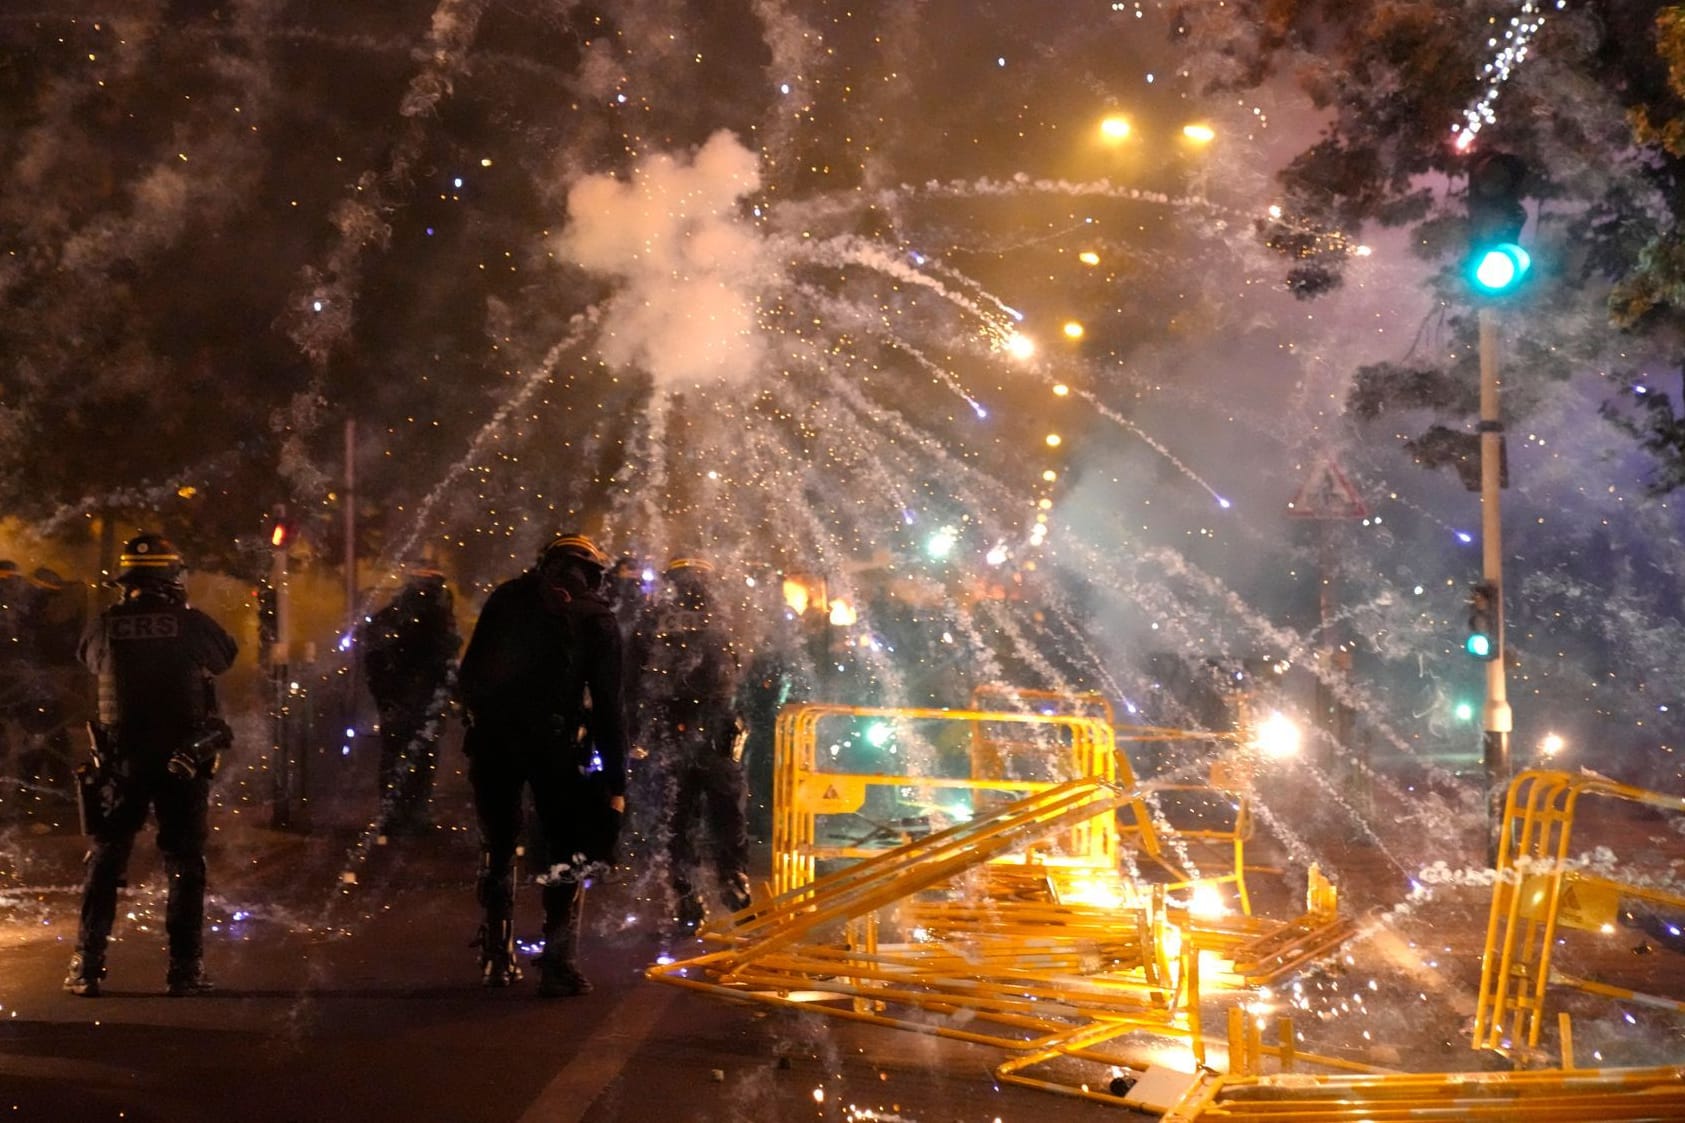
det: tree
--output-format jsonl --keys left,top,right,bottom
{"left": 1185, "top": 1, "right": 1685, "bottom": 488}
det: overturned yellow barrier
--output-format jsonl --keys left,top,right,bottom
{"left": 654, "top": 699, "right": 1364, "bottom": 1113}
{"left": 1475, "top": 768, "right": 1685, "bottom": 1057}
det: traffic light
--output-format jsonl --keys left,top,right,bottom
{"left": 1467, "top": 152, "right": 1531, "bottom": 294}
{"left": 267, "top": 505, "right": 293, "bottom": 551}
{"left": 1465, "top": 582, "right": 1499, "bottom": 661}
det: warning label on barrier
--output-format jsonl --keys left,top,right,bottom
{"left": 795, "top": 774, "right": 867, "bottom": 814}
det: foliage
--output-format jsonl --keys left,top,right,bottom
{"left": 1187, "top": 0, "right": 1685, "bottom": 489}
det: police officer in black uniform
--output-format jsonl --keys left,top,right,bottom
{"left": 64, "top": 534, "right": 237, "bottom": 997}
{"left": 457, "top": 534, "right": 628, "bottom": 995}
{"left": 633, "top": 556, "right": 751, "bottom": 934}
{"left": 359, "top": 567, "right": 461, "bottom": 836}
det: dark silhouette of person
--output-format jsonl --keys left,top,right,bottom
{"left": 457, "top": 534, "right": 629, "bottom": 995}
{"left": 64, "top": 534, "right": 237, "bottom": 998}
{"left": 632, "top": 556, "right": 751, "bottom": 936}
{"left": 359, "top": 567, "right": 461, "bottom": 836}
{"left": 13, "top": 567, "right": 92, "bottom": 813}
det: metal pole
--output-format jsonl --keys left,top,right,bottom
{"left": 270, "top": 503, "right": 293, "bottom": 829}
{"left": 344, "top": 419, "right": 357, "bottom": 638}
{"left": 1478, "top": 307, "right": 1512, "bottom": 835}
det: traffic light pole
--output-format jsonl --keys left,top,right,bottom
{"left": 1478, "top": 307, "right": 1512, "bottom": 840}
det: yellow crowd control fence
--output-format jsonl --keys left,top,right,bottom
{"left": 771, "top": 702, "right": 1126, "bottom": 896}
{"left": 1475, "top": 768, "right": 1685, "bottom": 1057}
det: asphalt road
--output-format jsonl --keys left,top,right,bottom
{"left": 0, "top": 762, "right": 1150, "bottom": 1123}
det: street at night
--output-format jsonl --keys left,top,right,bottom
{"left": 3, "top": 0, "right": 1685, "bottom": 1120}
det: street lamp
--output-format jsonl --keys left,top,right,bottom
{"left": 1099, "top": 115, "right": 1131, "bottom": 142}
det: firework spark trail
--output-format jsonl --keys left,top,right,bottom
{"left": 3, "top": 4, "right": 278, "bottom": 320}
{"left": 799, "top": 287, "right": 992, "bottom": 420}
{"left": 749, "top": 0, "right": 823, "bottom": 162}
{"left": 284, "top": 0, "right": 490, "bottom": 367}
{"left": 1124, "top": 539, "right": 1469, "bottom": 810}
{"left": 1069, "top": 385, "right": 1230, "bottom": 507}
{"left": 606, "top": 388, "right": 672, "bottom": 553}
{"left": 792, "top": 235, "right": 1015, "bottom": 340}
{"left": 384, "top": 315, "right": 595, "bottom": 577}
{"left": 0, "top": 13, "right": 160, "bottom": 295}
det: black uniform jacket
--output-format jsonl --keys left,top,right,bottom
{"left": 458, "top": 571, "right": 629, "bottom": 797}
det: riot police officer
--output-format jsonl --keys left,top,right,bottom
{"left": 64, "top": 534, "right": 237, "bottom": 997}
{"left": 633, "top": 556, "right": 751, "bottom": 934}
{"left": 457, "top": 534, "right": 628, "bottom": 995}
{"left": 360, "top": 567, "right": 461, "bottom": 836}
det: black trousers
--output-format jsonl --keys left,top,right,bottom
{"left": 662, "top": 750, "right": 749, "bottom": 899}
{"left": 77, "top": 761, "right": 210, "bottom": 963}
{"left": 375, "top": 693, "right": 447, "bottom": 831}
{"left": 467, "top": 726, "right": 619, "bottom": 925}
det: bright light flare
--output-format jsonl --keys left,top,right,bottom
{"left": 1004, "top": 331, "right": 1036, "bottom": 360}
{"left": 1099, "top": 115, "right": 1131, "bottom": 142}
{"left": 1250, "top": 711, "right": 1302, "bottom": 759}
{"left": 1189, "top": 882, "right": 1228, "bottom": 918}
{"left": 1045, "top": 433, "right": 1062, "bottom": 448}
{"left": 1078, "top": 250, "right": 1101, "bottom": 266}
{"left": 1182, "top": 123, "right": 1216, "bottom": 144}
{"left": 782, "top": 578, "right": 812, "bottom": 615}
{"left": 926, "top": 526, "right": 959, "bottom": 560}
{"left": 828, "top": 598, "right": 857, "bottom": 626}
{"left": 1539, "top": 732, "right": 1566, "bottom": 758}
{"left": 1062, "top": 320, "right": 1084, "bottom": 340}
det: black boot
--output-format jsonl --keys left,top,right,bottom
{"left": 166, "top": 957, "right": 214, "bottom": 997}
{"left": 63, "top": 952, "right": 104, "bottom": 997}
{"left": 722, "top": 871, "right": 753, "bottom": 915}
{"left": 476, "top": 916, "right": 521, "bottom": 987}
{"left": 536, "top": 881, "right": 591, "bottom": 997}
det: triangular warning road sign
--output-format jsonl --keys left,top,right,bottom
{"left": 1287, "top": 457, "right": 1368, "bottom": 519}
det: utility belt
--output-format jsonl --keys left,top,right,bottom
{"left": 75, "top": 718, "right": 235, "bottom": 835}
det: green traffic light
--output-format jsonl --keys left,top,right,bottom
{"left": 1465, "top": 632, "right": 1494, "bottom": 659}
{"left": 1453, "top": 700, "right": 1475, "bottom": 723}
{"left": 1471, "top": 244, "right": 1531, "bottom": 293}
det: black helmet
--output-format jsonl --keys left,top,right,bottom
{"left": 114, "top": 533, "right": 185, "bottom": 586}
{"left": 540, "top": 533, "right": 609, "bottom": 572}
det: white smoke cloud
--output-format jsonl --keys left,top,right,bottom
{"left": 557, "top": 130, "right": 773, "bottom": 387}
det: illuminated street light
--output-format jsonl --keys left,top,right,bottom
{"left": 1078, "top": 251, "right": 1100, "bottom": 266}
{"left": 1005, "top": 332, "right": 1036, "bottom": 360}
{"left": 926, "top": 526, "right": 959, "bottom": 560}
{"left": 828, "top": 598, "right": 857, "bottom": 626}
{"left": 1052, "top": 383, "right": 1069, "bottom": 397}
{"left": 1182, "top": 123, "right": 1216, "bottom": 144}
{"left": 1538, "top": 732, "right": 1566, "bottom": 758}
{"left": 1062, "top": 321, "right": 1084, "bottom": 340}
{"left": 1045, "top": 433, "right": 1062, "bottom": 448}
{"left": 1099, "top": 115, "right": 1131, "bottom": 142}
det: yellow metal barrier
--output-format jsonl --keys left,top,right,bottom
{"left": 772, "top": 703, "right": 1125, "bottom": 896}
{"left": 1474, "top": 768, "right": 1685, "bottom": 1056}
{"left": 1164, "top": 1064, "right": 1685, "bottom": 1121}
{"left": 966, "top": 688, "right": 1262, "bottom": 916}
